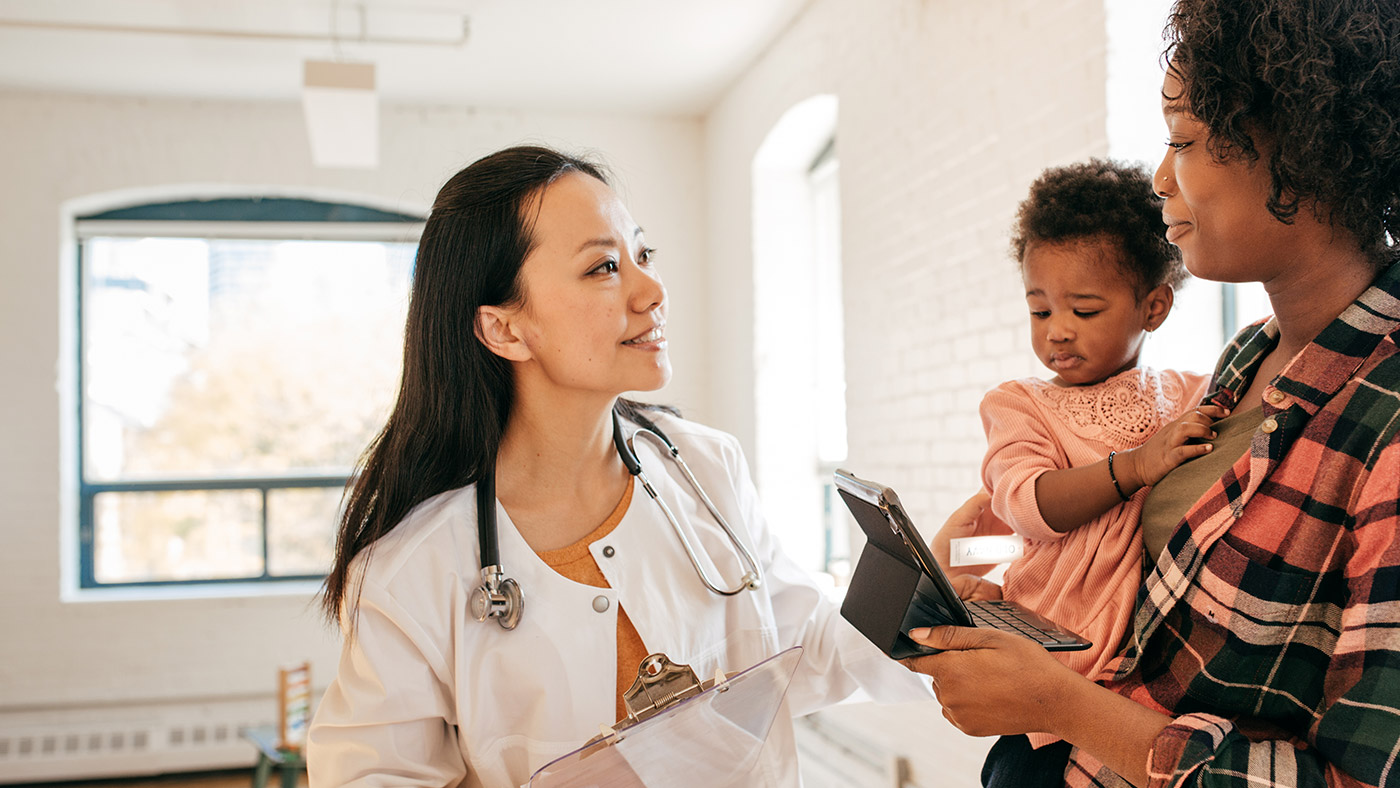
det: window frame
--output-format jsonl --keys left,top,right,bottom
{"left": 74, "top": 197, "right": 423, "bottom": 589}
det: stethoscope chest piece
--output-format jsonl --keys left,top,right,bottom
{"left": 472, "top": 565, "right": 523, "bottom": 630}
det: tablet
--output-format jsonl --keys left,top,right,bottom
{"left": 834, "top": 469, "right": 1092, "bottom": 659}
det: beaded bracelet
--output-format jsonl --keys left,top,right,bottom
{"left": 1107, "top": 450, "right": 1131, "bottom": 502}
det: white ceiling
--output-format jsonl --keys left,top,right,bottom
{"left": 0, "top": 0, "right": 811, "bottom": 114}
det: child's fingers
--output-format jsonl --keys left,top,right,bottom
{"left": 1197, "top": 404, "right": 1231, "bottom": 420}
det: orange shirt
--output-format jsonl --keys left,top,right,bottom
{"left": 535, "top": 479, "right": 646, "bottom": 722}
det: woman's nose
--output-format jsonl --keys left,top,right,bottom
{"left": 1153, "top": 154, "right": 1175, "bottom": 198}
{"left": 631, "top": 262, "right": 665, "bottom": 312}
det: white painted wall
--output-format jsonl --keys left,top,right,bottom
{"left": 0, "top": 89, "right": 705, "bottom": 776}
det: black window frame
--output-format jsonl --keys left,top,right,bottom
{"left": 75, "top": 197, "right": 423, "bottom": 589}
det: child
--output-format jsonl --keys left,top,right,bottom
{"left": 975, "top": 159, "right": 1224, "bottom": 786}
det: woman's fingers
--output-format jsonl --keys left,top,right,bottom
{"left": 930, "top": 490, "right": 994, "bottom": 573}
{"left": 901, "top": 626, "right": 1075, "bottom": 737}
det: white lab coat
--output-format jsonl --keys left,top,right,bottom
{"left": 307, "top": 414, "right": 931, "bottom": 788}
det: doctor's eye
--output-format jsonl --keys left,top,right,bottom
{"left": 638, "top": 247, "right": 658, "bottom": 266}
{"left": 589, "top": 259, "right": 620, "bottom": 276}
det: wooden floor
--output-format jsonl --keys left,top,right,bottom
{"left": 37, "top": 770, "right": 305, "bottom": 788}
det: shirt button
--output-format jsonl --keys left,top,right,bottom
{"left": 1266, "top": 390, "right": 1285, "bottom": 405}
{"left": 1261, "top": 417, "right": 1278, "bottom": 433}
{"left": 592, "top": 595, "right": 610, "bottom": 613}
{"left": 602, "top": 545, "right": 615, "bottom": 558}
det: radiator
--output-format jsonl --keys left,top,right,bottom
{"left": 0, "top": 696, "right": 277, "bottom": 784}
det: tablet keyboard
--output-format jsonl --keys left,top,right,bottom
{"left": 967, "top": 600, "right": 1088, "bottom": 648}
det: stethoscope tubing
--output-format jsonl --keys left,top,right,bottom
{"left": 625, "top": 428, "right": 762, "bottom": 596}
{"left": 472, "top": 408, "right": 763, "bottom": 630}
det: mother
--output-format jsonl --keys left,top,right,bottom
{"left": 911, "top": 1, "right": 1400, "bottom": 786}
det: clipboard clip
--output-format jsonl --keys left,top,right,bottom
{"left": 622, "top": 653, "right": 729, "bottom": 725}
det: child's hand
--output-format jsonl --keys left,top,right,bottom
{"left": 1123, "top": 404, "right": 1230, "bottom": 489}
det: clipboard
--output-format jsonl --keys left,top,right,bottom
{"left": 527, "top": 647, "right": 803, "bottom": 788}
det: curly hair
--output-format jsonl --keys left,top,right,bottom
{"left": 1165, "top": 0, "right": 1400, "bottom": 266}
{"left": 1010, "top": 158, "right": 1186, "bottom": 296}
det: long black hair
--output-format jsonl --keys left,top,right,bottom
{"left": 321, "top": 145, "right": 669, "bottom": 625}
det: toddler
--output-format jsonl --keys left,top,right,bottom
{"left": 976, "top": 160, "right": 1224, "bottom": 786}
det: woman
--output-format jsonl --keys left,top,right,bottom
{"left": 306, "top": 146, "right": 927, "bottom": 787}
{"left": 909, "top": 1, "right": 1400, "bottom": 786}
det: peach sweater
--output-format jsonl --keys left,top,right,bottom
{"left": 980, "top": 368, "right": 1210, "bottom": 688}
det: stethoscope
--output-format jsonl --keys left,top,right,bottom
{"left": 470, "top": 409, "right": 764, "bottom": 630}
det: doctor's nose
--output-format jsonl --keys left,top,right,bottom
{"left": 631, "top": 265, "right": 666, "bottom": 313}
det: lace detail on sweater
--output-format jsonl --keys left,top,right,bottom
{"left": 1021, "top": 369, "right": 1187, "bottom": 450}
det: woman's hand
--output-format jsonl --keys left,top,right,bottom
{"left": 947, "top": 573, "right": 1003, "bottom": 601}
{"left": 901, "top": 626, "right": 1081, "bottom": 738}
{"left": 929, "top": 490, "right": 1008, "bottom": 577}
{"left": 903, "top": 626, "right": 1173, "bottom": 787}
{"left": 1121, "top": 404, "right": 1230, "bottom": 491}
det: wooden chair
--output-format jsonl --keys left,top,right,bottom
{"left": 242, "top": 661, "right": 311, "bottom": 788}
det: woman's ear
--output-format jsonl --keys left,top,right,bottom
{"left": 476, "top": 306, "right": 533, "bottom": 362}
{"left": 1143, "top": 284, "right": 1175, "bottom": 332}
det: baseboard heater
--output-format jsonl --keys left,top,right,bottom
{"left": 0, "top": 695, "right": 280, "bottom": 784}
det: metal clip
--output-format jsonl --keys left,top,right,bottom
{"left": 622, "top": 653, "right": 724, "bottom": 724}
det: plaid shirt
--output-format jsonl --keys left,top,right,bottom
{"left": 1067, "top": 262, "right": 1400, "bottom": 788}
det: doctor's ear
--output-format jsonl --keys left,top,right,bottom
{"left": 475, "top": 305, "right": 533, "bottom": 362}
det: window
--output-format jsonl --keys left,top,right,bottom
{"left": 1106, "top": 0, "right": 1272, "bottom": 373}
{"left": 752, "top": 95, "right": 847, "bottom": 592}
{"left": 76, "top": 197, "right": 422, "bottom": 588}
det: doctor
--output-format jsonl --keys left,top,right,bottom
{"left": 307, "top": 145, "right": 928, "bottom": 788}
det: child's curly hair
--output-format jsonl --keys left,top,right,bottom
{"left": 1010, "top": 159, "right": 1185, "bottom": 297}
{"left": 1165, "top": 0, "right": 1400, "bottom": 267}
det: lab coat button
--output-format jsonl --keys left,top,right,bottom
{"left": 592, "top": 596, "right": 610, "bottom": 613}
{"left": 602, "top": 545, "right": 615, "bottom": 558}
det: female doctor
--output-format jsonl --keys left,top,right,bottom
{"left": 306, "top": 145, "right": 928, "bottom": 788}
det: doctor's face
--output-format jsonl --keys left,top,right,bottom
{"left": 508, "top": 172, "right": 671, "bottom": 399}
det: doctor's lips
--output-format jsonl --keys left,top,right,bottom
{"left": 622, "top": 324, "right": 666, "bottom": 346}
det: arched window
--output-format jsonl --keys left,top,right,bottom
{"left": 751, "top": 95, "right": 849, "bottom": 590}
{"left": 74, "top": 196, "right": 422, "bottom": 588}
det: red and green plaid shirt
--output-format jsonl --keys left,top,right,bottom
{"left": 1068, "top": 262, "right": 1400, "bottom": 788}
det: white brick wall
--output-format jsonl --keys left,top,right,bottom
{"left": 703, "top": 0, "right": 1111, "bottom": 783}
{"left": 706, "top": 0, "right": 1109, "bottom": 565}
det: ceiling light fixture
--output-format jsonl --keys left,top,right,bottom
{"left": 302, "top": 59, "right": 379, "bottom": 169}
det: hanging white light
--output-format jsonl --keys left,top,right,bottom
{"left": 302, "top": 59, "right": 378, "bottom": 169}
